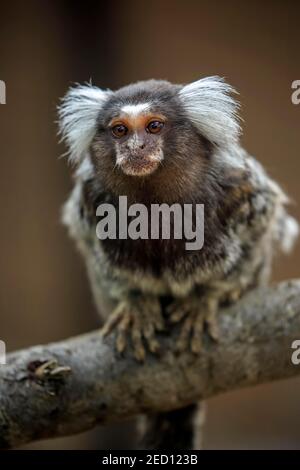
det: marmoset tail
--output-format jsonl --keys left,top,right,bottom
{"left": 58, "top": 77, "right": 298, "bottom": 449}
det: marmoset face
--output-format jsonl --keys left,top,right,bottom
{"left": 102, "top": 106, "right": 165, "bottom": 177}
{"left": 91, "top": 80, "right": 192, "bottom": 177}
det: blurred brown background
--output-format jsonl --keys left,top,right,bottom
{"left": 0, "top": 0, "right": 299, "bottom": 449}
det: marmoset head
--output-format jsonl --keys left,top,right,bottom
{"left": 59, "top": 77, "right": 240, "bottom": 198}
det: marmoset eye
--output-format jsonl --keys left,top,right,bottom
{"left": 146, "top": 120, "right": 164, "bottom": 134}
{"left": 111, "top": 124, "right": 128, "bottom": 138}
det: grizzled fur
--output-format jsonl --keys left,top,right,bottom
{"left": 59, "top": 77, "right": 298, "bottom": 449}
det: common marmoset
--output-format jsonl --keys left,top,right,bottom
{"left": 58, "top": 77, "right": 298, "bottom": 448}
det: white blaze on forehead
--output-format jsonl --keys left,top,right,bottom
{"left": 120, "top": 102, "right": 151, "bottom": 116}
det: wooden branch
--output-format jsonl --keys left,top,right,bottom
{"left": 1, "top": 279, "right": 300, "bottom": 449}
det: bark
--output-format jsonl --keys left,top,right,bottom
{"left": 1, "top": 279, "right": 300, "bottom": 448}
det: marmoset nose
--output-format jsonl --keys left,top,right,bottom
{"left": 126, "top": 139, "right": 147, "bottom": 155}
{"left": 130, "top": 130, "right": 148, "bottom": 152}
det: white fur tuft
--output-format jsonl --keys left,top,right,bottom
{"left": 58, "top": 84, "right": 111, "bottom": 163}
{"left": 179, "top": 76, "right": 241, "bottom": 147}
{"left": 279, "top": 214, "right": 299, "bottom": 253}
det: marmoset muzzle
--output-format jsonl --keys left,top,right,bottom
{"left": 119, "top": 143, "right": 163, "bottom": 177}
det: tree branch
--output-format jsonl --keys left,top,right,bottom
{"left": 1, "top": 279, "right": 300, "bottom": 449}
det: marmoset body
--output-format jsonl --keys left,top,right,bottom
{"left": 59, "top": 77, "right": 298, "bottom": 448}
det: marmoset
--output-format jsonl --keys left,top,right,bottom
{"left": 58, "top": 77, "right": 298, "bottom": 448}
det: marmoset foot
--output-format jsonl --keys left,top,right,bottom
{"left": 168, "top": 296, "right": 220, "bottom": 354}
{"left": 101, "top": 296, "right": 164, "bottom": 361}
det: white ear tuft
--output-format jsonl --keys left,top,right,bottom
{"left": 179, "top": 76, "right": 241, "bottom": 147}
{"left": 58, "top": 84, "right": 111, "bottom": 163}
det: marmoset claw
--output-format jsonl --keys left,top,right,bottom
{"left": 168, "top": 297, "right": 220, "bottom": 354}
{"left": 101, "top": 298, "right": 164, "bottom": 361}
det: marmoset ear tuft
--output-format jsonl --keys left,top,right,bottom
{"left": 179, "top": 76, "right": 241, "bottom": 147}
{"left": 58, "top": 84, "right": 111, "bottom": 163}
